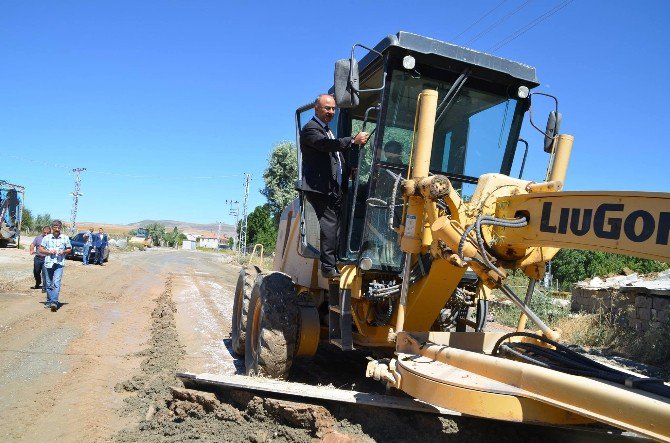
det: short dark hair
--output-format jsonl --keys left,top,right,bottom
{"left": 43, "top": 226, "right": 51, "bottom": 231}
{"left": 52, "top": 220, "right": 63, "bottom": 228}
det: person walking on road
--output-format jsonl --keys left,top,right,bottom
{"left": 94, "top": 227, "right": 108, "bottom": 265}
{"left": 39, "top": 220, "right": 72, "bottom": 312}
{"left": 29, "top": 225, "right": 51, "bottom": 291}
{"left": 83, "top": 227, "right": 93, "bottom": 265}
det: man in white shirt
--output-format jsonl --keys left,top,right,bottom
{"left": 39, "top": 220, "right": 72, "bottom": 312}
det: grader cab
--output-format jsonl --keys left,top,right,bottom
{"left": 231, "top": 32, "right": 670, "bottom": 441}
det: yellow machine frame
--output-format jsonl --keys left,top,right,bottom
{"left": 268, "top": 87, "right": 670, "bottom": 441}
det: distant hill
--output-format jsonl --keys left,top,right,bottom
{"left": 131, "top": 220, "right": 236, "bottom": 236}
{"left": 76, "top": 219, "right": 236, "bottom": 237}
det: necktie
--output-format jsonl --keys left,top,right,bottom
{"left": 325, "top": 125, "right": 343, "bottom": 186}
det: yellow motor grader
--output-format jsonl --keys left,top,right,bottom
{"left": 231, "top": 32, "right": 670, "bottom": 441}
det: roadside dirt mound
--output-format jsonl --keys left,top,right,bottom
{"left": 114, "top": 274, "right": 316, "bottom": 442}
{"left": 114, "top": 271, "right": 566, "bottom": 442}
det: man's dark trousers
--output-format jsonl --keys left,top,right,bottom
{"left": 95, "top": 246, "right": 106, "bottom": 264}
{"left": 305, "top": 192, "right": 340, "bottom": 272}
{"left": 33, "top": 256, "right": 45, "bottom": 287}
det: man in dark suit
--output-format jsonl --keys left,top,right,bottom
{"left": 94, "top": 227, "right": 108, "bottom": 265}
{"left": 300, "top": 94, "right": 369, "bottom": 278}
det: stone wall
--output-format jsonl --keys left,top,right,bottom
{"left": 571, "top": 286, "right": 670, "bottom": 332}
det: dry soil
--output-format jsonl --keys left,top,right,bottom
{"left": 0, "top": 247, "right": 641, "bottom": 442}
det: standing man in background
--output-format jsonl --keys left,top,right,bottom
{"left": 29, "top": 225, "right": 51, "bottom": 291}
{"left": 39, "top": 220, "right": 72, "bottom": 312}
{"left": 300, "top": 93, "right": 369, "bottom": 278}
{"left": 83, "top": 227, "right": 93, "bottom": 265}
{"left": 94, "top": 227, "right": 107, "bottom": 265}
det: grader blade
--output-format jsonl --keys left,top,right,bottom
{"left": 371, "top": 332, "right": 670, "bottom": 442}
{"left": 177, "top": 371, "right": 459, "bottom": 416}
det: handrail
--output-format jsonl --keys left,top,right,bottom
{"left": 248, "top": 243, "right": 264, "bottom": 267}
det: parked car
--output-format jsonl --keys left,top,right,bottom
{"left": 66, "top": 232, "right": 109, "bottom": 262}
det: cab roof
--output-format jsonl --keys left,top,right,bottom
{"left": 358, "top": 31, "right": 540, "bottom": 87}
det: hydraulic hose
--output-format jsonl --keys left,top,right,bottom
{"left": 493, "top": 332, "right": 670, "bottom": 400}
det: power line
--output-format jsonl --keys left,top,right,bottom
{"left": 7, "top": 154, "right": 70, "bottom": 170}
{"left": 464, "top": 0, "right": 532, "bottom": 46}
{"left": 85, "top": 170, "right": 244, "bottom": 180}
{"left": 452, "top": 0, "right": 508, "bottom": 42}
{"left": 7, "top": 154, "right": 243, "bottom": 180}
{"left": 487, "top": 0, "right": 574, "bottom": 53}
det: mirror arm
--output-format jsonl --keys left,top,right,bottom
{"left": 528, "top": 92, "right": 560, "bottom": 140}
{"left": 349, "top": 43, "right": 387, "bottom": 93}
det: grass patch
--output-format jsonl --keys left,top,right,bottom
{"left": 192, "top": 247, "right": 274, "bottom": 269}
{"left": 490, "top": 274, "right": 670, "bottom": 375}
{"left": 490, "top": 274, "right": 570, "bottom": 329}
{"left": 557, "top": 311, "right": 670, "bottom": 373}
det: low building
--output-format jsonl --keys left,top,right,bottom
{"left": 198, "top": 236, "right": 219, "bottom": 249}
{"left": 182, "top": 240, "right": 196, "bottom": 250}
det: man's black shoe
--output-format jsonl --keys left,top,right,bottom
{"left": 31, "top": 285, "right": 41, "bottom": 290}
{"left": 321, "top": 267, "right": 341, "bottom": 279}
{"left": 50, "top": 303, "right": 58, "bottom": 312}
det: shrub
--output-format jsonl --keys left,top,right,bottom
{"left": 490, "top": 274, "right": 570, "bottom": 329}
{"left": 552, "top": 250, "right": 668, "bottom": 289}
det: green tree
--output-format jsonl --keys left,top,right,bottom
{"left": 261, "top": 141, "right": 298, "bottom": 221}
{"left": 34, "top": 213, "right": 53, "bottom": 231}
{"left": 163, "top": 226, "right": 186, "bottom": 247}
{"left": 246, "top": 204, "right": 276, "bottom": 252}
{"left": 552, "top": 249, "right": 669, "bottom": 289}
{"left": 145, "top": 223, "right": 165, "bottom": 246}
{"left": 21, "top": 207, "right": 33, "bottom": 232}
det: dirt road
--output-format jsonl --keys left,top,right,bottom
{"left": 0, "top": 247, "right": 636, "bottom": 442}
{"left": 0, "top": 247, "right": 239, "bottom": 441}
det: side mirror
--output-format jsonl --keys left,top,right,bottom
{"left": 334, "top": 58, "right": 359, "bottom": 108}
{"left": 543, "top": 111, "right": 562, "bottom": 153}
{"left": 333, "top": 43, "right": 386, "bottom": 109}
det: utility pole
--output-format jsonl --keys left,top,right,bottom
{"left": 239, "top": 173, "right": 251, "bottom": 255}
{"left": 69, "top": 168, "right": 86, "bottom": 235}
{"left": 225, "top": 199, "right": 239, "bottom": 252}
{"left": 216, "top": 221, "right": 222, "bottom": 248}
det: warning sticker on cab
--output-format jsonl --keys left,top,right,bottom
{"left": 405, "top": 215, "right": 417, "bottom": 234}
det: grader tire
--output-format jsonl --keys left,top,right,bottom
{"left": 245, "top": 272, "right": 298, "bottom": 379}
{"left": 231, "top": 266, "right": 259, "bottom": 356}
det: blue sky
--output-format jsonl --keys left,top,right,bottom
{"left": 2, "top": 1, "right": 669, "bottom": 226}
